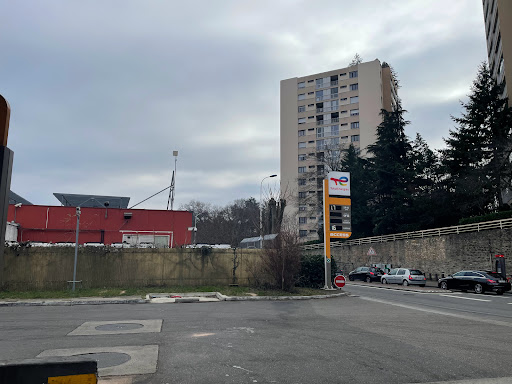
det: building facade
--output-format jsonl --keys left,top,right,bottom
{"left": 280, "top": 59, "right": 397, "bottom": 241}
{"left": 483, "top": 0, "right": 512, "bottom": 106}
{"left": 7, "top": 204, "right": 193, "bottom": 247}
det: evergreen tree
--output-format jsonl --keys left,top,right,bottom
{"left": 338, "top": 144, "right": 374, "bottom": 237}
{"left": 409, "top": 133, "right": 449, "bottom": 229}
{"left": 441, "top": 63, "right": 512, "bottom": 219}
{"left": 367, "top": 105, "right": 413, "bottom": 235}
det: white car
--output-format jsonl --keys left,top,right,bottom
{"left": 381, "top": 268, "right": 427, "bottom": 286}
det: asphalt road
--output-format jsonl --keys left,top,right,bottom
{"left": 344, "top": 283, "right": 512, "bottom": 326}
{"left": 1, "top": 288, "right": 512, "bottom": 383}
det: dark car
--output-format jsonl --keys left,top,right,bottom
{"left": 348, "top": 266, "right": 383, "bottom": 283}
{"left": 438, "top": 270, "right": 511, "bottom": 295}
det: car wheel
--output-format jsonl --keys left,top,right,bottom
{"left": 382, "top": 278, "right": 387, "bottom": 284}
{"left": 496, "top": 290, "right": 504, "bottom": 295}
{"left": 402, "top": 280, "right": 409, "bottom": 286}
{"left": 474, "top": 283, "right": 484, "bottom": 294}
{"left": 440, "top": 281, "right": 448, "bottom": 290}
{"left": 366, "top": 276, "right": 371, "bottom": 283}
{"left": 348, "top": 275, "right": 354, "bottom": 281}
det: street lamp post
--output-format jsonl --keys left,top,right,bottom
{"left": 260, "top": 174, "right": 277, "bottom": 246}
{"left": 71, "top": 197, "right": 110, "bottom": 292}
{"left": 72, "top": 207, "right": 81, "bottom": 292}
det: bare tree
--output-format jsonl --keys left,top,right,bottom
{"left": 261, "top": 225, "right": 302, "bottom": 291}
{"left": 179, "top": 198, "right": 259, "bottom": 246}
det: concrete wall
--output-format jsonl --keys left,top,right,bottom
{"left": 304, "top": 227, "right": 512, "bottom": 278}
{"left": 3, "top": 246, "right": 264, "bottom": 290}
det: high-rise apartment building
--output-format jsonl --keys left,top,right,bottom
{"left": 483, "top": 0, "right": 512, "bottom": 105}
{"left": 280, "top": 59, "right": 397, "bottom": 241}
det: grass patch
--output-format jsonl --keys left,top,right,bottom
{"left": 0, "top": 286, "right": 341, "bottom": 300}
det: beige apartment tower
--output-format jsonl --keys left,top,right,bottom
{"left": 483, "top": 0, "right": 512, "bottom": 106}
{"left": 280, "top": 59, "right": 398, "bottom": 241}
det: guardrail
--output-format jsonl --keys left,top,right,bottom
{"left": 301, "top": 218, "right": 512, "bottom": 251}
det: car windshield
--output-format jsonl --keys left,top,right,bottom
{"left": 410, "top": 270, "right": 423, "bottom": 275}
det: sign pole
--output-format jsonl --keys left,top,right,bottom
{"left": 323, "top": 179, "right": 332, "bottom": 289}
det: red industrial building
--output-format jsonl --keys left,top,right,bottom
{"left": 7, "top": 204, "right": 193, "bottom": 248}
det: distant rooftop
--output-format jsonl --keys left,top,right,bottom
{"left": 53, "top": 193, "right": 130, "bottom": 208}
{"left": 9, "top": 191, "right": 32, "bottom": 205}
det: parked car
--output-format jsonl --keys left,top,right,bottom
{"left": 348, "top": 266, "right": 383, "bottom": 283}
{"left": 438, "top": 270, "right": 511, "bottom": 295}
{"left": 381, "top": 268, "right": 427, "bottom": 286}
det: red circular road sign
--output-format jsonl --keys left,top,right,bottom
{"left": 334, "top": 275, "right": 346, "bottom": 288}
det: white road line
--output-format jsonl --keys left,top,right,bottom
{"left": 347, "top": 284, "right": 406, "bottom": 292}
{"left": 357, "top": 296, "right": 512, "bottom": 327}
{"left": 507, "top": 303, "right": 512, "bottom": 305}
{"left": 439, "top": 294, "right": 491, "bottom": 302}
{"left": 409, "top": 376, "right": 512, "bottom": 384}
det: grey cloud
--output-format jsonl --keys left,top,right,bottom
{"left": 0, "top": 0, "right": 489, "bottom": 208}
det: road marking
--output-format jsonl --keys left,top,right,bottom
{"left": 347, "top": 285, "right": 414, "bottom": 292}
{"left": 346, "top": 283, "right": 446, "bottom": 294}
{"left": 409, "top": 376, "right": 512, "bottom": 384}
{"left": 191, "top": 332, "right": 215, "bottom": 337}
{"left": 440, "top": 294, "right": 491, "bottom": 302}
{"left": 357, "top": 296, "right": 512, "bottom": 327}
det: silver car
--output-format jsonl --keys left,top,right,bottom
{"left": 381, "top": 268, "right": 426, "bottom": 286}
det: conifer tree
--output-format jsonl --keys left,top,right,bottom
{"left": 338, "top": 144, "right": 374, "bottom": 237}
{"left": 441, "top": 63, "right": 512, "bottom": 218}
{"left": 367, "top": 105, "right": 413, "bottom": 235}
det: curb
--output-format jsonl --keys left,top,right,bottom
{"left": 217, "top": 292, "right": 346, "bottom": 301}
{"left": 0, "top": 292, "right": 347, "bottom": 307}
{"left": 0, "top": 298, "right": 148, "bottom": 307}
{"left": 347, "top": 282, "right": 449, "bottom": 293}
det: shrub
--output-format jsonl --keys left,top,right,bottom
{"left": 296, "top": 254, "right": 338, "bottom": 288}
{"left": 459, "top": 210, "right": 512, "bottom": 225}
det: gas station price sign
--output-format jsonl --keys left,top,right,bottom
{"left": 322, "top": 171, "right": 352, "bottom": 289}
{"left": 326, "top": 197, "right": 351, "bottom": 238}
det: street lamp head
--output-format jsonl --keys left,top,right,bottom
{"left": 270, "top": 174, "right": 277, "bottom": 178}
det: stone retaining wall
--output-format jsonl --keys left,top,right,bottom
{"left": 304, "top": 227, "right": 512, "bottom": 277}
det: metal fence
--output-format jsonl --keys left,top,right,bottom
{"left": 301, "top": 218, "right": 512, "bottom": 251}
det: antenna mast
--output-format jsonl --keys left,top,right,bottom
{"left": 167, "top": 150, "right": 178, "bottom": 210}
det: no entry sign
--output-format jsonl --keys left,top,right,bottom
{"left": 334, "top": 275, "right": 346, "bottom": 288}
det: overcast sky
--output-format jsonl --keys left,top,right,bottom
{"left": 0, "top": 0, "right": 487, "bottom": 209}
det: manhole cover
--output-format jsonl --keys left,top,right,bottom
{"left": 95, "top": 323, "right": 144, "bottom": 331}
{"left": 75, "top": 352, "right": 131, "bottom": 368}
